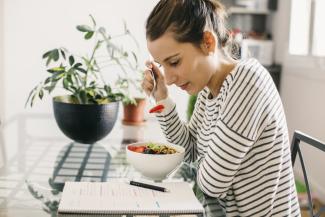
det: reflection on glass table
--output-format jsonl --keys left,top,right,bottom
{"left": 51, "top": 143, "right": 112, "bottom": 191}
{"left": 0, "top": 114, "right": 200, "bottom": 217}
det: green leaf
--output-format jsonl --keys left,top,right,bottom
{"left": 87, "top": 89, "right": 95, "bottom": 97}
{"left": 104, "top": 85, "right": 111, "bottom": 93}
{"left": 63, "top": 78, "right": 69, "bottom": 89}
{"left": 51, "top": 49, "right": 59, "bottom": 61}
{"left": 69, "top": 55, "right": 75, "bottom": 66}
{"left": 47, "top": 67, "right": 65, "bottom": 73}
{"left": 39, "top": 89, "right": 44, "bottom": 99}
{"left": 45, "top": 57, "right": 52, "bottom": 66}
{"left": 60, "top": 49, "right": 66, "bottom": 60}
{"left": 79, "top": 90, "right": 87, "bottom": 104}
{"left": 76, "top": 25, "right": 93, "bottom": 32}
{"left": 75, "top": 67, "right": 87, "bottom": 74}
{"left": 45, "top": 79, "right": 58, "bottom": 93}
{"left": 89, "top": 14, "right": 96, "bottom": 26}
{"left": 131, "top": 51, "right": 138, "bottom": 64}
{"left": 89, "top": 81, "right": 96, "bottom": 86}
{"left": 30, "top": 92, "right": 37, "bottom": 107}
{"left": 96, "top": 98, "right": 110, "bottom": 104}
{"left": 74, "top": 63, "right": 82, "bottom": 68}
{"left": 25, "top": 88, "right": 36, "bottom": 108}
{"left": 70, "top": 86, "right": 77, "bottom": 91}
{"left": 44, "top": 77, "right": 51, "bottom": 84}
{"left": 52, "top": 71, "right": 64, "bottom": 79}
{"left": 66, "top": 74, "right": 73, "bottom": 83}
{"left": 42, "top": 50, "right": 52, "bottom": 59}
{"left": 84, "top": 31, "right": 94, "bottom": 40}
{"left": 43, "top": 86, "right": 51, "bottom": 91}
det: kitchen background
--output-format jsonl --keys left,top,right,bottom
{"left": 0, "top": 0, "right": 325, "bottom": 207}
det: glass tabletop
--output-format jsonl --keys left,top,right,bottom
{"left": 0, "top": 114, "right": 197, "bottom": 217}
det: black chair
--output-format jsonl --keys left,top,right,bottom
{"left": 291, "top": 130, "right": 325, "bottom": 217}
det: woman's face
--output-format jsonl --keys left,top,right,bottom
{"left": 147, "top": 32, "right": 214, "bottom": 95}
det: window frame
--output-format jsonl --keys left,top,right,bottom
{"left": 286, "top": 0, "right": 325, "bottom": 72}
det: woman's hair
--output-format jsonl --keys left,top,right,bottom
{"left": 146, "top": 0, "right": 239, "bottom": 59}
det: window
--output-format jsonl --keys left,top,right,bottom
{"left": 312, "top": 0, "right": 325, "bottom": 56}
{"left": 289, "top": 0, "right": 325, "bottom": 56}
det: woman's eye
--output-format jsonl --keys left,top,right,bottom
{"left": 170, "top": 60, "right": 180, "bottom": 67}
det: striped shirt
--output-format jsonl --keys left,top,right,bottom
{"left": 156, "top": 58, "right": 301, "bottom": 216}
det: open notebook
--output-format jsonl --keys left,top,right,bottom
{"left": 57, "top": 181, "right": 204, "bottom": 216}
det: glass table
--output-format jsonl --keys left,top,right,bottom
{"left": 0, "top": 114, "right": 201, "bottom": 217}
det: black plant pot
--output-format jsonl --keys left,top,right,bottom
{"left": 53, "top": 96, "right": 119, "bottom": 144}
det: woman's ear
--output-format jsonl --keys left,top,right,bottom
{"left": 201, "top": 31, "right": 216, "bottom": 55}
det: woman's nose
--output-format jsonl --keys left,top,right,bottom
{"left": 164, "top": 70, "right": 177, "bottom": 86}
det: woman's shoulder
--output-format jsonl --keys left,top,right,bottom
{"left": 232, "top": 58, "right": 265, "bottom": 77}
{"left": 226, "top": 58, "right": 272, "bottom": 90}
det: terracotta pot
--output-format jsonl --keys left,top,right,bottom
{"left": 122, "top": 98, "right": 146, "bottom": 126}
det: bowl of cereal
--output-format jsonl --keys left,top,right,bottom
{"left": 126, "top": 142, "right": 185, "bottom": 181}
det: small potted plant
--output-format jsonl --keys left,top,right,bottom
{"left": 118, "top": 77, "right": 147, "bottom": 126}
{"left": 111, "top": 43, "right": 146, "bottom": 126}
{"left": 81, "top": 15, "right": 147, "bottom": 126}
{"left": 26, "top": 15, "right": 144, "bottom": 143}
{"left": 115, "top": 69, "right": 147, "bottom": 126}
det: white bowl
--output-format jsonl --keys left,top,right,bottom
{"left": 126, "top": 142, "right": 185, "bottom": 181}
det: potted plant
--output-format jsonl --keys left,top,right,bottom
{"left": 95, "top": 19, "right": 147, "bottom": 126}
{"left": 26, "top": 15, "right": 144, "bottom": 144}
{"left": 115, "top": 73, "right": 147, "bottom": 126}
{"left": 113, "top": 39, "right": 146, "bottom": 125}
{"left": 85, "top": 15, "right": 147, "bottom": 126}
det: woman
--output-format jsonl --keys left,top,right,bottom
{"left": 142, "top": 0, "right": 300, "bottom": 216}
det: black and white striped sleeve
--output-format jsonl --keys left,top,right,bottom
{"left": 156, "top": 94, "right": 202, "bottom": 163}
{"left": 196, "top": 63, "right": 277, "bottom": 198}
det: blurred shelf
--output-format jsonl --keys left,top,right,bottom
{"left": 228, "top": 7, "right": 270, "bottom": 15}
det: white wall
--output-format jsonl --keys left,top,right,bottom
{"left": 0, "top": 0, "right": 4, "bottom": 119}
{"left": 272, "top": 0, "right": 325, "bottom": 202}
{"left": 0, "top": 0, "right": 5, "bottom": 168}
{"left": 3, "top": 0, "right": 189, "bottom": 121}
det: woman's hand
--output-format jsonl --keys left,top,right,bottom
{"left": 142, "top": 61, "right": 168, "bottom": 102}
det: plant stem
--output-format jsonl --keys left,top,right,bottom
{"left": 85, "top": 40, "right": 101, "bottom": 88}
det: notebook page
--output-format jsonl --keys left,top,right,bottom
{"left": 58, "top": 181, "right": 204, "bottom": 214}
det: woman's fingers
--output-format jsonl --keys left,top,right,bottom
{"left": 142, "top": 69, "right": 155, "bottom": 96}
{"left": 143, "top": 59, "right": 168, "bottom": 101}
{"left": 145, "top": 61, "right": 163, "bottom": 79}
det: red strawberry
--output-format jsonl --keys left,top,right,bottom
{"left": 134, "top": 146, "right": 146, "bottom": 153}
{"left": 128, "top": 146, "right": 137, "bottom": 151}
{"left": 149, "top": 104, "right": 165, "bottom": 113}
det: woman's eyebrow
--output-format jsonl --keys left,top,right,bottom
{"left": 154, "top": 53, "right": 180, "bottom": 65}
{"left": 163, "top": 53, "right": 180, "bottom": 63}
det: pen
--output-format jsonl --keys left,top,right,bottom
{"left": 129, "top": 180, "right": 170, "bottom": 192}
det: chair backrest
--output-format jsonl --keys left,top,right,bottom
{"left": 291, "top": 130, "right": 325, "bottom": 217}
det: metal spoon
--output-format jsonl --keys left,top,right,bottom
{"left": 148, "top": 69, "right": 156, "bottom": 105}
